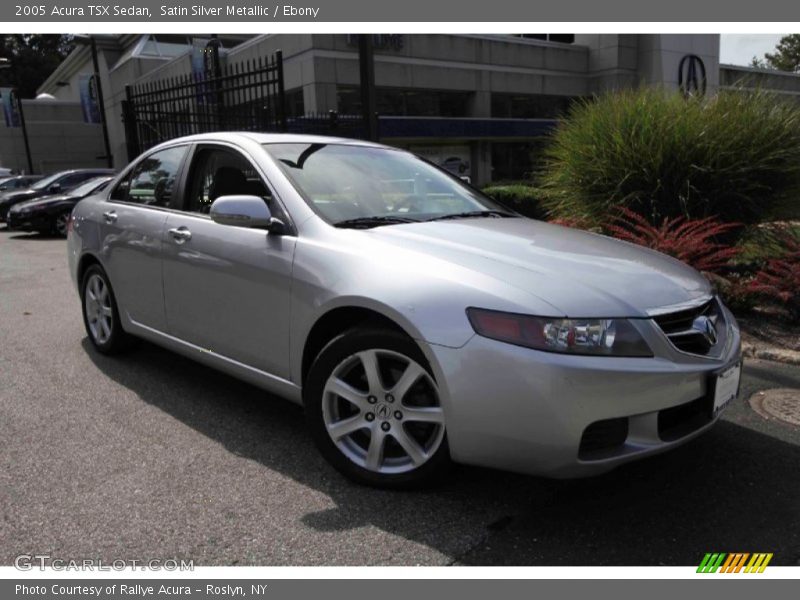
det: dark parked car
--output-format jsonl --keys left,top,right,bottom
{"left": 0, "top": 175, "right": 43, "bottom": 193}
{"left": 7, "top": 176, "right": 114, "bottom": 236}
{"left": 0, "top": 169, "right": 115, "bottom": 222}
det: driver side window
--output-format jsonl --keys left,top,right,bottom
{"left": 185, "top": 147, "right": 273, "bottom": 215}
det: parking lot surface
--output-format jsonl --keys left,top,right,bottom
{"left": 1, "top": 229, "right": 799, "bottom": 566}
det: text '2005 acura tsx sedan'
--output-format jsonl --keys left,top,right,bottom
{"left": 67, "top": 133, "right": 742, "bottom": 488}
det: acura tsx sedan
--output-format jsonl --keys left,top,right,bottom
{"left": 67, "top": 133, "right": 742, "bottom": 488}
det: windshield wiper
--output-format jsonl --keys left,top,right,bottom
{"left": 334, "top": 215, "right": 419, "bottom": 229}
{"left": 426, "top": 210, "right": 516, "bottom": 222}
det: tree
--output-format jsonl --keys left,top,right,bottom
{"left": 0, "top": 35, "right": 74, "bottom": 98}
{"left": 756, "top": 34, "right": 800, "bottom": 72}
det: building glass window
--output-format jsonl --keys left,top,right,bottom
{"left": 491, "top": 93, "right": 578, "bottom": 119}
{"left": 491, "top": 141, "right": 547, "bottom": 182}
{"left": 510, "top": 34, "right": 575, "bottom": 44}
{"left": 336, "top": 86, "right": 472, "bottom": 117}
{"left": 286, "top": 89, "right": 305, "bottom": 118}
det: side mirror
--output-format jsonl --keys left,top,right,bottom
{"left": 48, "top": 183, "right": 62, "bottom": 193}
{"left": 210, "top": 195, "right": 285, "bottom": 233}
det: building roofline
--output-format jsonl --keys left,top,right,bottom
{"left": 720, "top": 63, "right": 800, "bottom": 78}
{"left": 37, "top": 34, "right": 140, "bottom": 96}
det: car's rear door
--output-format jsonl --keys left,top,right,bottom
{"left": 161, "top": 143, "right": 296, "bottom": 379}
{"left": 97, "top": 144, "right": 190, "bottom": 331}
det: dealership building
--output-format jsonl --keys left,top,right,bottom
{"left": 3, "top": 33, "right": 800, "bottom": 184}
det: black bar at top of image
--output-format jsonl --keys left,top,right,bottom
{"left": 2, "top": 0, "right": 800, "bottom": 22}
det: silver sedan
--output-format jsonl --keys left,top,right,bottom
{"left": 67, "top": 133, "right": 742, "bottom": 488}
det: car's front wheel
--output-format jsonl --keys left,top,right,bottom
{"left": 53, "top": 211, "right": 70, "bottom": 237}
{"left": 305, "top": 328, "right": 450, "bottom": 488}
{"left": 80, "top": 264, "right": 133, "bottom": 354}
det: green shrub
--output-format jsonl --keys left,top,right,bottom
{"left": 540, "top": 87, "right": 800, "bottom": 227}
{"left": 482, "top": 183, "right": 548, "bottom": 219}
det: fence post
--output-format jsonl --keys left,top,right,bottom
{"left": 358, "top": 35, "right": 379, "bottom": 141}
{"left": 276, "top": 50, "right": 287, "bottom": 132}
{"left": 121, "top": 85, "right": 140, "bottom": 162}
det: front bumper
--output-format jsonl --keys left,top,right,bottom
{"left": 427, "top": 300, "right": 742, "bottom": 477}
{"left": 6, "top": 211, "right": 49, "bottom": 232}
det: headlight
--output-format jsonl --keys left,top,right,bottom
{"left": 466, "top": 308, "right": 653, "bottom": 357}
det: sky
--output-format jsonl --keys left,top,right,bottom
{"left": 720, "top": 34, "right": 788, "bottom": 66}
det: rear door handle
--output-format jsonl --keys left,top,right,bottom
{"left": 103, "top": 210, "right": 118, "bottom": 223}
{"left": 168, "top": 226, "right": 192, "bottom": 243}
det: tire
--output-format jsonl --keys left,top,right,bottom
{"left": 80, "top": 264, "right": 134, "bottom": 355}
{"left": 304, "top": 327, "right": 451, "bottom": 489}
{"left": 53, "top": 211, "right": 70, "bottom": 237}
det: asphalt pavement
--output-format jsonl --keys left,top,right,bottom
{"left": 1, "top": 228, "right": 799, "bottom": 566}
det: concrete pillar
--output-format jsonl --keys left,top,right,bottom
{"left": 471, "top": 141, "right": 492, "bottom": 186}
{"left": 470, "top": 91, "right": 492, "bottom": 118}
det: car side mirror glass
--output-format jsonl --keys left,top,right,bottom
{"left": 49, "top": 183, "right": 61, "bottom": 193}
{"left": 210, "top": 194, "right": 285, "bottom": 233}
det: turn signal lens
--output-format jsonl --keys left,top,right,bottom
{"left": 466, "top": 308, "right": 653, "bottom": 357}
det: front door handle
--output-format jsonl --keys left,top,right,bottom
{"left": 168, "top": 226, "right": 192, "bottom": 243}
{"left": 103, "top": 210, "right": 118, "bottom": 224}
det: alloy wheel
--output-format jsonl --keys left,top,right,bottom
{"left": 84, "top": 273, "right": 113, "bottom": 344}
{"left": 55, "top": 213, "right": 69, "bottom": 236}
{"left": 321, "top": 349, "right": 445, "bottom": 474}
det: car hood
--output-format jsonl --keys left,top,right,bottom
{"left": 367, "top": 217, "right": 711, "bottom": 317}
{"left": 0, "top": 189, "right": 40, "bottom": 205}
{"left": 12, "top": 194, "right": 73, "bottom": 211}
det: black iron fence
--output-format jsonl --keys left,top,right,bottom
{"left": 122, "top": 51, "right": 287, "bottom": 160}
{"left": 122, "top": 51, "right": 373, "bottom": 161}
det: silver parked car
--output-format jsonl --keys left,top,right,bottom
{"left": 68, "top": 133, "right": 742, "bottom": 488}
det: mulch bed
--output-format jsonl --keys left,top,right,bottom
{"left": 737, "top": 307, "right": 800, "bottom": 353}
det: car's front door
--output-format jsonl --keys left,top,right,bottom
{"left": 161, "top": 144, "right": 296, "bottom": 379}
{"left": 98, "top": 145, "right": 189, "bottom": 331}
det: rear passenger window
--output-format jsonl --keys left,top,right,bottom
{"left": 112, "top": 146, "right": 187, "bottom": 206}
{"left": 57, "top": 174, "right": 86, "bottom": 188}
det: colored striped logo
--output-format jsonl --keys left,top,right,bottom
{"left": 697, "top": 553, "right": 773, "bottom": 573}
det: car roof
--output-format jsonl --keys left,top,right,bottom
{"left": 150, "top": 132, "right": 391, "bottom": 151}
{"left": 52, "top": 168, "right": 116, "bottom": 175}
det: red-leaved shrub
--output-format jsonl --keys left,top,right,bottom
{"left": 749, "top": 228, "right": 800, "bottom": 319}
{"left": 603, "top": 207, "right": 741, "bottom": 274}
{"left": 548, "top": 215, "right": 596, "bottom": 230}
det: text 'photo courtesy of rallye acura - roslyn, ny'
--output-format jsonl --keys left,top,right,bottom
{"left": 66, "top": 132, "right": 742, "bottom": 488}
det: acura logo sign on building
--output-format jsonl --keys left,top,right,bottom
{"left": 679, "top": 54, "right": 707, "bottom": 97}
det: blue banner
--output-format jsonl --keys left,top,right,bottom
{"left": 1, "top": 87, "right": 21, "bottom": 128}
{"left": 78, "top": 73, "right": 102, "bottom": 124}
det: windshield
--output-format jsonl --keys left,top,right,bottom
{"left": 68, "top": 177, "right": 110, "bottom": 198}
{"left": 31, "top": 173, "right": 62, "bottom": 190}
{"left": 263, "top": 143, "right": 508, "bottom": 225}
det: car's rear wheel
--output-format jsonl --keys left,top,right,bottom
{"left": 81, "top": 264, "right": 133, "bottom": 354}
{"left": 53, "top": 211, "right": 70, "bottom": 237}
{"left": 305, "top": 328, "right": 450, "bottom": 488}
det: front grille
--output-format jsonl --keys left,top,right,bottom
{"left": 658, "top": 395, "right": 713, "bottom": 441}
{"left": 578, "top": 417, "right": 629, "bottom": 460}
{"left": 652, "top": 298, "right": 724, "bottom": 356}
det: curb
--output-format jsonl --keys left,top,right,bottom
{"left": 742, "top": 342, "right": 800, "bottom": 366}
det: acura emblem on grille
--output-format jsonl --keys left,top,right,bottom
{"left": 692, "top": 315, "right": 718, "bottom": 346}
